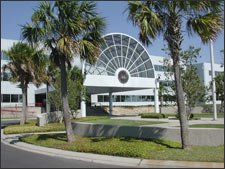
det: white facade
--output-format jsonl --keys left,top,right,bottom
{"left": 1, "top": 39, "right": 46, "bottom": 107}
{"left": 1, "top": 34, "right": 224, "bottom": 109}
{"left": 194, "top": 62, "right": 224, "bottom": 104}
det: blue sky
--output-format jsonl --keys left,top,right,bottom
{"left": 1, "top": 1, "right": 224, "bottom": 64}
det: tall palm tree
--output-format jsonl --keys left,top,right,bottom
{"left": 21, "top": 1, "right": 105, "bottom": 142}
{"left": 2, "top": 42, "right": 48, "bottom": 125}
{"left": 127, "top": 1, "right": 223, "bottom": 149}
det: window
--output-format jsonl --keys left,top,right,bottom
{"left": 137, "top": 96, "right": 142, "bottom": 102}
{"left": 98, "top": 95, "right": 104, "bottom": 102}
{"left": 135, "top": 44, "right": 144, "bottom": 55}
{"left": 140, "top": 52, "right": 149, "bottom": 62}
{"left": 154, "top": 65, "right": 171, "bottom": 72}
{"left": 116, "top": 46, "right": 121, "bottom": 56}
{"left": 113, "top": 34, "right": 121, "bottom": 45}
{"left": 122, "top": 35, "right": 129, "bottom": 46}
{"left": 104, "top": 95, "right": 109, "bottom": 102}
{"left": 2, "top": 94, "right": 10, "bottom": 102}
{"left": 125, "top": 95, "right": 132, "bottom": 102}
{"left": 121, "top": 96, "right": 126, "bottom": 102}
{"left": 129, "top": 38, "right": 137, "bottom": 50}
{"left": 11, "top": 94, "right": 18, "bottom": 103}
{"left": 115, "top": 95, "right": 121, "bottom": 102}
{"left": 209, "top": 71, "right": 223, "bottom": 76}
{"left": 104, "top": 35, "right": 114, "bottom": 47}
{"left": 132, "top": 95, "right": 137, "bottom": 102}
{"left": 142, "top": 96, "right": 148, "bottom": 102}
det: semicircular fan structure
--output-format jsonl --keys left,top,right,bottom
{"left": 85, "top": 33, "right": 155, "bottom": 78}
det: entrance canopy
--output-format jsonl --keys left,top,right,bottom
{"left": 83, "top": 33, "right": 156, "bottom": 94}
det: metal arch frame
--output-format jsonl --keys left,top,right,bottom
{"left": 86, "top": 32, "right": 156, "bottom": 79}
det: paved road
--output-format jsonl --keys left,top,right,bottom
{"left": 1, "top": 142, "right": 125, "bottom": 168}
{"left": 1, "top": 119, "right": 20, "bottom": 129}
{"left": 1, "top": 120, "right": 125, "bottom": 168}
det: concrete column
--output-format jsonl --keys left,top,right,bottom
{"left": 109, "top": 91, "right": 113, "bottom": 115}
{"left": 81, "top": 59, "right": 86, "bottom": 118}
{"left": 81, "top": 98, "right": 86, "bottom": 118}
{"left": 154, "top": 79, "right": 159, "bottom": 113}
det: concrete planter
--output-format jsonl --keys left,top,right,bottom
{"left": 72, "top": 122, "right": 224, "bottom": 146}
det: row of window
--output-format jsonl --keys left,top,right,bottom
{"left": 97, "top": 94, "right": 177, "bottom": 103}
{"left": 159, "top": 80, "right": 174, "bottom": 87}
{"left": 98, "top": 95, "right": 155, "bottom": 102}
{"left": 208, "top": 71, "right": 223, "bottom": 76}
{"left": 154, "top": 65, "right": 171, "bottom": 72}
{"left": 1, "top": 94, "right": 23, "bottom": 103}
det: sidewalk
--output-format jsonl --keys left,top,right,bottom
{"left": 1, "top": 129, "right": 224, "bottom": 168}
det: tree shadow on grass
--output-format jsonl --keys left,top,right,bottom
{"left": 88, "top": 136, "right": 181, "bottom": 150}
{"left": 150, "top": 139, "right": 181, "bottom": 149}
{"left": 36, "top": 133, "right": 67, "bottom": 142}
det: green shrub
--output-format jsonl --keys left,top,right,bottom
{"left": 140, "top": 113, "right": 178, "bottom": 119}
{"left": 140, "top": 113, "right": 166, "bottom": 119}
{"left": 175, "top": 113, "right": 194, "bottom": 120}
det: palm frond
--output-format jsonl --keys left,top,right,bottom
{"left": 186, "top": 13, "right": 223, "bottom": 43}
{"left": 127, "top": 1, "right": 163, "bottom": 46}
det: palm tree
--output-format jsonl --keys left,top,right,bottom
{"left": 127, "top": 1, "right": 223, "bottom": 149}
{"left": 21, "top": 1, "right": 105, "bottom": 142}
{"left": 2, "top": 42, "right": 48, "bottom": 125}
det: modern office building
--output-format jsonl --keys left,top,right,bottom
{"left": 1, "top": 33, "right": 224, "bottom": 116}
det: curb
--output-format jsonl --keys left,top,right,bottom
{"left": 1, "top": 129, "right": 224, "bottom": 168}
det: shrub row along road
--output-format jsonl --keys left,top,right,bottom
{"left": 1, "top": 120, "right": 124, "bottom": 168}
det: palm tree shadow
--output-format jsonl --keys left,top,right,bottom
{"left": 36, "top": 133, "right": 67, "bottom": 142}
{"left": 151, "top": 139, "right": 182, "bottom": 150}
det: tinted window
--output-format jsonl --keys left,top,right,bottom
{"left": 98, "top": 95, "right": 104, "bottom": 102}
{"left": 2, "top": 94, "right": 10, "bottom": 102}
{"left": 11, "top": 94, "right": 18, "bottom": 102}
{"left": 113, "top": 34, "right": 121, "bottom": 45}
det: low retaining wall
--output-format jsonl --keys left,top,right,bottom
{"left": 37, "top": 110, "right": 82, "bottom": 126}
{"left": 72, "top": 122, "right": 224, "bottom": 146}
{"left": 1, "top": 107, "right": 41, "bottom": 118}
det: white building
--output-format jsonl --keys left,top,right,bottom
{"left": 1, "top": 33, "right": 224, "bottom": 115}
{"left": 1, "top": 39, "right": 46, "bottom": 107}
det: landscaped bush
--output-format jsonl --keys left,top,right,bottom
{"left": 175, "top": 113, "right": 194, "bottom": 120}
{"left": 139, "top": 113, "right": 177, "bottom": 119}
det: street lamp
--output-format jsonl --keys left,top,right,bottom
{"left": 209, "top": 39, "right": 217, "bottom": 120}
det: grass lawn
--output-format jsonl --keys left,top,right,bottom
{"left": 3, "top": 116, "right": 167, "bottom": 134}
{"left": 19, "top": 134, "right": 224, "bottom": 162}
{"left": 3, "top": 120, "right": 66, "bottom": 134}
{"left": 193, "top": 113, "right": 224, "bottom": 118}
{"left": 189, "top": 124, "right": 224, "bottom": 128}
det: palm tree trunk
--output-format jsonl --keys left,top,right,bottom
{"left": 59, "top": 56, "right": 75, "bottom": 142}
{"left": 173, "top": 62, "right": 191, "bottom": 149}
{"left": 20, "top": 85, "right": 27, "bottom": 125}
{"left": 165, "top": 13, "right": 191, "bottom": 150}
{"left": 46, "top": 83, "right": 50, "bottom": 113}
